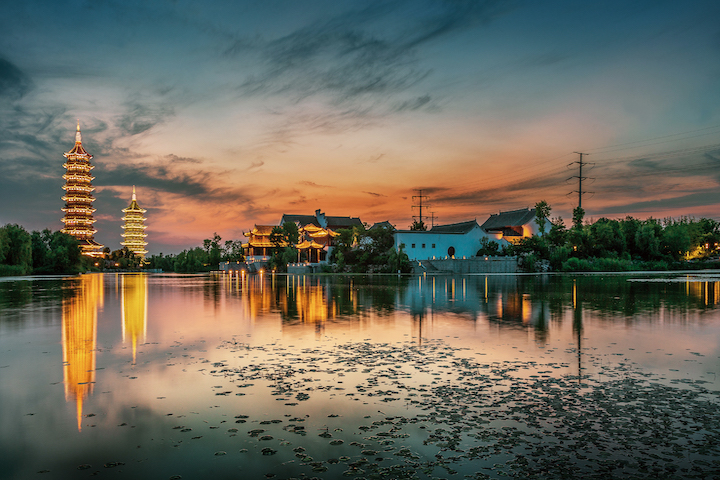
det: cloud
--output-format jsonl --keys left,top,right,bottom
{"left": 0, "top": 57, "right": 32, "bottom": 100}
{"left": 392, "top": 94, "right": 435, "bottom": 113}
{"left": 597, "top": 190, "right": 720, "bottom": 215}
{"left": 230, "top": 1, "right": 513, "bottom": 105}
{"left": 363, "top": 191, "right": 386, "bottom": 197}
{"left": 247, "top": 160, "right": 264, "bottom": 170}
{"left": 116, "top": 101, "right": 175, "bottom": 136}
{"left": 299, "top": 180, "right": 332, "bottom": 188}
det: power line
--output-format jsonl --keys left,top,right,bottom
{"left": 585, "top": 124, "right": 720, "bottom": 154}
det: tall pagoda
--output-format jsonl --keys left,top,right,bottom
{"left": 120, "top": 186, "right": 148, "bottom": 259}
{"left": 61, "top": 122, "right": 104, "bottom": 257}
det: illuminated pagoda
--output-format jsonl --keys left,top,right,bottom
{"left": 61, "top": 122, "right": 104, "bottom": 257}
{"left": 120, "top": 186, "right": 148, "bottom": 259}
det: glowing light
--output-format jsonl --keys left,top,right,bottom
{"left": 120, "top": 188, "right": 148, "bottom": 259}
{"left": 62, "top": 274, "right": 103, "bottom": 432}
{"left": 61, "top": 123, "right": 104, "bottom": 257}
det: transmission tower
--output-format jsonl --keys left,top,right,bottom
{"left": 412, "top": 189, "right": 430, "bottom": 228}
{"left": 568, "top": 152, "right": 594, "bottom": 210}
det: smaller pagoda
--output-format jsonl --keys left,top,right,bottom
{"left": 120, "top": 186, "right": 148, "bottom": 259}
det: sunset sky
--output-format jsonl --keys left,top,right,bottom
{"left": 1, "top": 0, "right": 719, "bottom": 254}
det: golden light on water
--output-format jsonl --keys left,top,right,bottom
{"left": 62, "top": 274, "right": 104, "bottom": 431}
{"left": 121, "top": 274, "right": 148, "bottom": 365}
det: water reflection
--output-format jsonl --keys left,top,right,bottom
{"left": 214, "top": 273, "right": 720, "bottom": 336}
{"left": 61, "top": 273, "right": 103, "bottom": 431}
{"left": 121, "top": 273, "right": 147, "bottom": 364}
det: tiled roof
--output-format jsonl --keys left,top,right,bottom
{"left": 429, "top": 220, "right": 479, "bottom": 234}
{"left": 281, "top": 214, "right": 363, "bottom": 229}
{"left": 481, "top": 208, "right": 536, "bottom": 231}
{"left": 396, "top": 220, "right": 479, "bottom": 234}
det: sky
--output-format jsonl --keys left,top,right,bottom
{"left": 1, "top": 0, "right": 719, "bottom": 255}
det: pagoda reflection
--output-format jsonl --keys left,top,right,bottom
{"left": 62, "top": 273, "right": 104, "bottom": 432}
{"left": 121, "top": 273, "right": 147, "bottom": 364}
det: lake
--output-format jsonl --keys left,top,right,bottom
{"left": 1, "top": 272, "right": 719, "bottom": 479}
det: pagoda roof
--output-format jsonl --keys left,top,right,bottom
{"left": 296, "top": 240, "right": 325, "bottom": 250}
{"left": 281, "top": 213, "right": 363, "bottom": 230}
{"left": 66, "top": 142, "right": 91, "bottom": 156}
{"left": 245, "top": 225, "right": 276, "bottom": 237}
{"left": 309, "top": 228, "right": 339, "bottom": 238}
{"left": 301, "top": 224, "right": 324, "bottom": 233}
{"left": 243, "top": 239, "right": 282, "bottom": 248}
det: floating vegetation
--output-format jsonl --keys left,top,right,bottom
{"left": 190, "top": 338, "right": 720, "bottom": 479}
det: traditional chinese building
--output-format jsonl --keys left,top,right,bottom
{"left": 61, "top": 122, "right": 104, "bottom": 257}
{"left": 243, "top": 225, "right": 281, "bottom": 263}
{"left": 281, "top": 209, "right": 360, "bottom": 263}
{"left": 120, "top": 186, "right": 148, "bottom": 259}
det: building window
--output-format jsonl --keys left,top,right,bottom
{"left": 422, "top": 243, "right": 426, "bottom": 248}
{"left": 432, "top": 244, "right": 436, "bottom": 248}
{"left": 411, "top": 243, "right": 415, "bottom": 248}
{"left": 448, "top": 246, "right": 455, "bottom": 257}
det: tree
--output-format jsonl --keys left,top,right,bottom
{"left": 546, "top": 217, "right": 567, "bottom": 247}
{"left": 662, "top": 222, "right": 691, "bottom": 261}
{"left": 588, "top": 218, "right": 625, "bottom": 258}
{"left": 0, "top": 224, "right": 32, "bottom": 274}
{"left": 410, "top": 219, "right": 426, "bottom": 231}
{"left": 282, "top": 222, "right": 299, "bottom": 245}
{"left": 635, "top": 222, "right": 661, "bottom": 260}
{"left": 223, "top": 240, "right": 245, "bottom": 262}
{"left": 572, "top": 207, "right": 585, "bottom": 230}
{"left": 534, "top": 200, "right": 551, "bottom": 235}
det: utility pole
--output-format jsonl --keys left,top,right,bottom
{"left": 430, "top": 212, "right": 437, "bottom": 228}
{"left": 569, "top": 152, "right": 593, "bottom": 210}
{"left": 412, "top": 189, "right": 430, "bottom": 229}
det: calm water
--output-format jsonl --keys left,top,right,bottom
{"left": 1, "top": 272, "right": 720, "bottom": 479}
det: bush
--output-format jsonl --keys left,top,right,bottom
{"left": 0, "top": 264, "right": 28, "bottom": 276}
{"left": 562, "top": 257, "right": 591, "bottom": 272}
{"left": 591, "top": 257, "right": 631, "bottom": 272}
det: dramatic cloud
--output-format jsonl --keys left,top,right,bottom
{"left": 1, "top": 0, "right": 719, "bottom": 253}
{"left": 0, "top": 57, "right": 32, "bottom": 100}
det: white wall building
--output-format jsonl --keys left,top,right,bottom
{"left": 394, "top": 220, "right": 505, "bottom": 261}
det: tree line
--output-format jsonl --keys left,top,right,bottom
{"left": 0, "top": 224, "right": 87, "bottom": 275}
{"left": 483, "top": 203, "right": 720, "bottom": 272}
{"left": 145, "top": 233, "right": 244, "bottom": 273}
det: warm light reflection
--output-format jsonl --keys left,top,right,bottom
{"left": 62, "top": 273, "right": 104, "bottom": 432}
{"left": 213, "top": 273, "right": 720, "bottom": 344}
{"left": 121, "top": 274, "right": 148, "bottom": 364}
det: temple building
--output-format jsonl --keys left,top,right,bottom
{"left": 242, "top": 210, "right": 362, "bottom": 265}
{"left": 120, "top": 186, "right": 148, "bottom": 259}
{"left": 243, "top": 225, "right": 280, "bottom": 263}
{"left": 281, "top": 209, "right": 361, "bottom": 263}
{"left": 61, "top": 122, "right": 104, "bottom": 257}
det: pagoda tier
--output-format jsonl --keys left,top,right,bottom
{"left": 120, "top": 187, "right": 148, "bottom": 258}
{"left": 61, "top": 122, "right": 104, "bottom": 257}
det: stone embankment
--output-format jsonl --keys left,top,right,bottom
{"left": 417, "top": 256, "right": 518, "bottom": 274}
